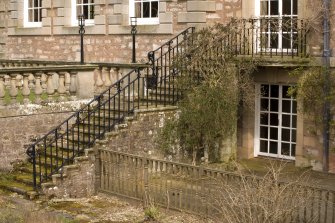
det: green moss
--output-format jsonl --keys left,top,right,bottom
{"left": 49, "top": 201, "right": 86, "bottom": 214}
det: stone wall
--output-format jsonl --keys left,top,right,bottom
{"left": 41, "top": 106, "right": 179, "bottom": 198}
{"left": 0, "top": 0, "right": 9, "bottom": 59}
{"left": 104, "top": 106, "right": 179, "bottom": 160}
{"left": 0, "top": 0, "right": 242, "bottom": 62}
{"left": 0, "top": 101, "right": 89, "bottom": 171}
{"left": 42, "top": 149, "right": 96, "bottom": 198}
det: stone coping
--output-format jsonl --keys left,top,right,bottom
{"left": 234, "top": 55, "right": 312, "bottom": 67}
{"left": 134, "top": 105, "right": 178, "bottom": 114}
{"left": 0, "top": 59, "right": 149, "bottom": 67}
{"left": 0, "top": 65, "right": 99, "bottom": 73}
{"left": 89, "top": 62, "right": 150, "bottom": 69}
{"left": 0, "top": 59, "right": 81, "bottom": 65}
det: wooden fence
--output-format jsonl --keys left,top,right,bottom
{"left": 98, "top": 149, "right": 335, "bottom": 222}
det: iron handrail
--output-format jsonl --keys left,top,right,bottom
{"left": 26, "top": 18, "right": 309, "bottom": 189}
{"left": 26, "top": 68, "right": 142, "bottom": 188}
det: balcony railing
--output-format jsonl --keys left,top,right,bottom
{"left": 224, "top": 18, "right": 308, "bottom": 58}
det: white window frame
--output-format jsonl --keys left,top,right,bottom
{"left": 254, "top": 0, "right": 298, "bottom": 52}
{"left": 23, "top": 0, "right": 42, "bottom": 28}
{"left": 254, "top": 84, "right": 297, "bottom": 160}
{"left": 129, "top": 0, "right": 159, "bottom": 25}
{"left": 71, "top": 0, "right": 95, "bottom": 26}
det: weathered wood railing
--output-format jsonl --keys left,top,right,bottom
{"left": 99, "top": 149, "right": 335, "bottom": 222}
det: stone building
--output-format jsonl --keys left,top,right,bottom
{"left": 0, "top": 0, "right": 334, "bottom": 173}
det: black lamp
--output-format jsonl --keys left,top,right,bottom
{"left": 78, "top": 14, "right": 85, "bottom": 64}
{"left": 130, "top": 17, "right": 137, "bottom": 63}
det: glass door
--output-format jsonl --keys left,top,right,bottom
{"left": 258, "top": 0, "right": 298, "bottom": 51}
{"left": 255, "top": 84, "right": 297, "bottom": 159}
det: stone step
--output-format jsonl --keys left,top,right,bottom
{"left": 0, "top": 172, "right": 36, "bottom": 199}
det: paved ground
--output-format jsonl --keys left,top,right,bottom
{"left": 238, "top": 157, "right": 335, "bottom": 190}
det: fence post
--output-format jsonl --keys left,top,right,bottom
{"left": 94, "top": 146, "right": 101, "bottom": 193}
{"left": 143, "top": 157, "right": 149, "bottom": 208}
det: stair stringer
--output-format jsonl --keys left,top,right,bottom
{"left": 40, "top": 106, "right": 178, "bottom": 199}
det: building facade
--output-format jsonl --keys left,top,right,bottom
{"left": 0, "top": 0, "right": 240, "bottom": 62}
{"left": 0, "top": 0, "right": 335, "bottom": 173}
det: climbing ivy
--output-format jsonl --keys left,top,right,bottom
{"left": 157, "top": 22, "right": 259, "bottom": 165}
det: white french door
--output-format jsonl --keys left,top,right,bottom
{"left": 256, "top": 0, "right": 298, "bottom": 51}
{"left": 255, "top": 84, "right": 297, "bottom": 160}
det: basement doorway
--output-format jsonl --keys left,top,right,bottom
{"left": 254, "top": 84, "right": 297, "bottom": 160}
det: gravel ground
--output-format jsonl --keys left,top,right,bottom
{"left": 0, "top": 191, "right": 212, "bottom": 223}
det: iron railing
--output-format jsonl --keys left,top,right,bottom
{"left": 26, "top": 17, "right": 309, "bottom": 189}
{"left": 26, "top": 28, "right": 196, "bottom": 189}
{"left": 225, "top": 18, "right": 308, "bottom": 58}
{"left": 145, "top": 27, "right": 195, "bottom": 107}
{"left": 26, "top": 68, "right": 143, "bottom": 188}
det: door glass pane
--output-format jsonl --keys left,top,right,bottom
{"left": 270, "top": 141, "right": 278, "bottom": 154}
{"left": 282, "top": 86, "right": 290, "bottom": 98}
{"left": 261, "top": 84, "right": 269, "bottom": 97}
{"left": 292, "top": 101, "right": 297, "bottom": 113}
{"left": 270, "top": 127, "right": 278, "bottom": 140}
{"left": 291, "top": 144, "right": 296, "bottom": 156}
{"left": 281, "top": 143, "right": 290, "bottom": 155}
{"left": 282, "top": 100, "right": 291, "bottom": 113}
{"left": 293, "top": 0, "right": 297, "bottom": 14}
{"left": 260, "top": 127, "right": 268, "bottom": 138}
{"left": 282, "top": 33, "right": 291, "bottom": 49}
{"left": 270, "top": 85, "right": 279, "bottom": 97}
{"left": 261, "top": 99, "right": 269, "bottom": 111}
{"left": 261, "top": 1, "right": 269, "bottom": 15}
{"left": 270, "top": 113, "right": 278, "bottom": 126}
{"left": 282, "top": 128, "right": 290, "bottom": 141}
{"left": 291, "top": 129, "right": 296, "bottom": 142}
{"left": 260, "top": 113, "right": 269, "bottom": 125}
{"left": 270, "top": 33, "right": 279, "bottom": 49}
{"left": 270, "top": 0, "right": 279, "bottom": 15}
{"left": 282, "top": 114, "right": 290, "bottom": 127}
{"left": 260, "top": 140, "right": 268, "bottom": 153}
{"left": 282, "top": 17, "right": 291, "bottom": 32}
{"left": 282, "top": 0, "right": 291, "bottom": 15}
{"left": 270, "top": 99, "right": 278, "bottom": 112}
{"left": 292, "top": 115, "right": 297, "bottom": 128}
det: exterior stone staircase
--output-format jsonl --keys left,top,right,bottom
{"left": 0, "top": 19, "right": 310, "bottom": 198}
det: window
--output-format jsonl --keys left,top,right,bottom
{"left": 24, "top": 0, "right": 42, "bottom": 27}
{"left": 129, "top": 0, "right": 159, "bottom": 25}
{"left": 256, "top": 0, "right": 298, "bottom": 51}
{"left": 71, "top": 0, "right": 95, "bottom": 26}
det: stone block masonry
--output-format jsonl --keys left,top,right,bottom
{"left": 0, "top": 100, "right": 90, "bottom": 171}
{"left": 1, "top": 0, "right": 243, "bottom": 62}
{"left": 105, "top": 106, "right": 179, "bottom": 160}
{"left": 6, "top": 35, "right": 176, "bottom": 63}
{"left": 41, "top": 106, "right": 179, "bottom": 199}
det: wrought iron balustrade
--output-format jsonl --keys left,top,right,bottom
{"left": 26, "top": 68, "right": 144, "bottom": 188}
{"left": 146, "top": 27, "right": 196, "bottom": 106}
{"left": 224, "top": 18, "right": 308, "bottom": 58}
{"left": 25, "top": 19, "right": 309, "bottom": 189}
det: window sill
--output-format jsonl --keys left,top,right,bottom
{"left": 23, "top": 23, "right": 42, "bottom": 28}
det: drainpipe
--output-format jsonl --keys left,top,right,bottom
{"left": 322, "top": 0, "right": 331, "bottom": 172}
